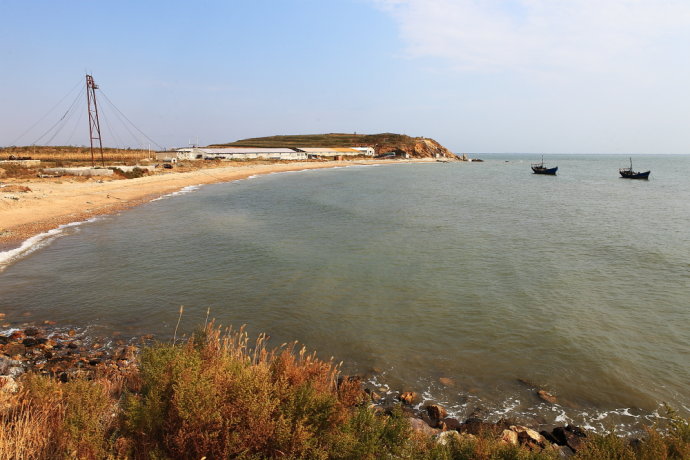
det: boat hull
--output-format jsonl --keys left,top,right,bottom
{"left": 532, "top": 166, "right": 558, "bottom": 175}
{"left": 619, "top": 170, "right": 650, "bottom": 179}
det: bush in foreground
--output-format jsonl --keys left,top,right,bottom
{"left": 1, "top": 323, "right": 689, "bottom": 459}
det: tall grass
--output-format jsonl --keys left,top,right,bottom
{"left": 1, "top": 323, "right": 689, "bottom": 459}
{"left": 1, "top": 145, "right": 151, "bottom": 162}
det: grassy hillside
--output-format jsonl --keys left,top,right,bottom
{"left": 211, "top": 133, "right": 457, "bottom": 159}
{"left": 211, "top": 133, "right": 418, "bottom": 149}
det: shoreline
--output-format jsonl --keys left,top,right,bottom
{"left": 1, "top": 321, "right": 683, "bottom": 459}
{"left": 0, "top": 159, "right": 435, "bottom": 253}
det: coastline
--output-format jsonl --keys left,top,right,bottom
{"left": 0, "top": 159, "right": 435, "bottom": 252}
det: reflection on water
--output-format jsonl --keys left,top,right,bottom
{"left": 1, "top": 155, "right": 689, "bottom": 433}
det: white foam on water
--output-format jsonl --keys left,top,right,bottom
{"left": 150, "top": 184, "right": 202, "bottom": 202}
{"left": 0, "top": 216, "right": 102, "bottom": 273}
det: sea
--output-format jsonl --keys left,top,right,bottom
{"left": 1, "top": 154, "right": 689, "bottom": 434}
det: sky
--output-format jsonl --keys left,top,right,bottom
{"left": 1, "top": 0, "right": 689, "bottom": 154}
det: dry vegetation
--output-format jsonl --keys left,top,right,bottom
{"left": 1, "top": 324, "right": 689, "bottom": 459}
{"left": 1, "top": 146, "right": 151, "bottom": 163}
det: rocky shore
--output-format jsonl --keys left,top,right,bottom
{"left": 2, "top": 322, "right": 587, "bottom": 457}
{"left": 0, "top": 323, "right": 140, "bottom": 400}
{"left": 339, "top": 376, "right": 588, "bottom": 457}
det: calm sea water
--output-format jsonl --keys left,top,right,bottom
{"left": 1, "top": 154, "right": 689, "bottom": 432}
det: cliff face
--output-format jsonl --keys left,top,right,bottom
{"left": 374, "top": 138, "right": 456, "bottom": 159}
{"left": 213, "top": 133, "right": 458, "bottom": 160}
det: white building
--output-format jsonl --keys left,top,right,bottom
{"left": 175, "top": 147, "right": 307, "bottom": 161}
{"left": 349, "top": 147, "right": 375, "bottom": 156}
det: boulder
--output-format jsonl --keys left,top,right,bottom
{"left": 0, "top": 376, "right": 18, "bottom": 393}
{"left": 4, "top": 343, "right": 26, "bottom": 357}
{"left": 436, "top": 430, "right": 463, "bottom": 446}
{"left": 0, "top": 356, "right": 9, "bottom": 374}
{"left": 24, "top": 327, "right": 40, "bottom": 337}
{"left": 552, "top": 426, "right": 587, "bottom": 452}
{"left": 500, "top": 429, "right": 518, "bottom": 445}
{"left": 510, "top": 425, "right": 547, "bottom": 447}
{"left": 459, "top": 418, "right": 505, "bottom": 436}
{"left": 538, "top": 389, "right": 557, "bottom": 404}
{"left": 426, "top": 404, "right": 448, "bottom": 425}
{"left": 440, "top": 417, "right": 462, "bottom": 431}
{"left": 408, "top": 417, "right": 441, "bottom": 436}
{"left": 439, "top": 377, "right": 455, "bottom": 387}
{"left": 398, "top": 391, "right": 417, "bottom": 405}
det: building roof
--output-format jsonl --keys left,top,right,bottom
{"left": 297, "top": 148, "right": 340, "bottom": 154}
{"left": 331, "top": 148, "right": 361, "bottom": 153}
{"left": 200, "top": 148, "right": 299, "bottom": 154}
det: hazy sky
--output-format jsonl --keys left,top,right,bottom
{"left": 1, "top": 0, "right": 689, "bottom": 153}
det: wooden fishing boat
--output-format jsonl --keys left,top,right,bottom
{"left": 531, "top": 156, "right": 558, "bottom": 175}
{"left": 619, "top": 158, "right": 650, "bottom": 179}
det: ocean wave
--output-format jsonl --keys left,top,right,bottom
{"left": 150, "top": 184, "right": 203, "bottom": 202}
{"left": 0, "top": 217, "right": 102, "bottom": 273}
{"left": 363, "top": 373, "right": 667, "bottom": 435}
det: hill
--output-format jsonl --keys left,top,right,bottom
{"left": 210, "top": 133, "right": 457, "bottom": 159}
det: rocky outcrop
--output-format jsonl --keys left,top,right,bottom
{"left": 375, "top": 137, "right": 457, "bottom": 160}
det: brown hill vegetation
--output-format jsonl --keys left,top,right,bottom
{"left": 212, "top": 133, "right": 457, "bottom": 159}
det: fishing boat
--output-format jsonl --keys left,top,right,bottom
{"left": 619, "top": 157, "right": 650, "bottom": 180}
{"left": 531, "top": 156, "right": 558, "bottom": 175}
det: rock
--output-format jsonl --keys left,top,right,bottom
{"left": 440, "top": 417, "right": 462, "bottom": 431}
{"left": 67, "top": 341, "right": 81, "bottom": 349}
{"left": 10, "top": 330, "right": 25, "bottom": 341}
{"left": 0, "top": 356, "right": 10, "bottom": 374}
{"left": 538, "top": 389, "right": 557, "bottom": 404}
{"left": 439, "top": 377, "right": 455, "bottom": 387}
{"left": 0, "top": 376, "right": 18, "bottom": 393}
{"left": 119, "top": 345, "right": 137, "bottom": 361}
{"left": 43, "top": 320, "right": 57, "bottom": 325}
{"left": 436, "top": 430, "right": 463, "bottom": 446}
{"left": 552, "top": 444, "right": 576, "bottom": 458}
{"left": 4, "top": 343, "right": 26, "bottom": 357}
{"left": 68, "top": 329, "right": 76, "bottom": 337}
{"left": 0, "top": 313, "right": 5, "bottom": 318}
{"left": 511, "top": 425, "right": 547, "bottom": 449}
{"left": 540, "top": 430, "right": 560, "bottom": 444}
{"left": 408, "top": 417, "right": 441, "bottom": 436}
{"left": 459, "top": 417, "right": 505, "bottom": 436}
{"left": 0, "top": 335, "right": 7, "bottom": 345}
{"left": 365, "top": 389, "right": 382, "bottom": 403}
{"left": 398, "top": 391, "right": 417, "bottom": 405}
{"left": 24, "top": 327, "right": 40, "bottom": 336}
{"left": 500, "top": 429, "right": 518, "bottom": 445}
{"left": 426, "top": 404, "right": 448, "bottom": 425}
{"left": 552, "top": 426, "right": 587, "bottom": 452}
{"left": 8, "top": 366, "right": 25, "bottom": 378}
{"left": 22, "top": 337, "right": 38, "bottom": 347}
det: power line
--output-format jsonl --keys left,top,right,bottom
{"left": 9, "top": 79, "right": 84, "bottom": 146}
{"left": 30, "top": 85, "right": 85, "bottom": 146}
{"left": 98, "top": 89, "right": 163, "bottom": 150}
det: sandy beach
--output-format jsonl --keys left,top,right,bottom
{"left": 0, "top": 159, "right": 433, "bottom": 250}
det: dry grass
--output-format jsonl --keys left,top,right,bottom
{"left": 1, "top": 323, "right": 689, "bottom": 459}
{"left": 1, "top": 145, "right": 151, "bottom": 162}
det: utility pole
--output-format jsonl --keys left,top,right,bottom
{"left": 86, "top": 74, "right": 104, "bottom": 167}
